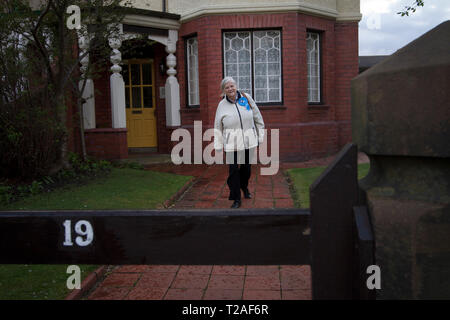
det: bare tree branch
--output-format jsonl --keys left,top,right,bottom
{"left": 30, "top": 0, "right": 56, "bottom": 86}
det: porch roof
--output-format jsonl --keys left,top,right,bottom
{"left": 119, "top": 6, "right": 181, "bottom": 21}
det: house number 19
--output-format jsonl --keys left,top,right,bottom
{"left": 63, "top": 220, "right": 94, "bottom": 247}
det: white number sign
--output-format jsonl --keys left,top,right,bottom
{"left": 63, "top": 220, "right": 94, "bottom": 247}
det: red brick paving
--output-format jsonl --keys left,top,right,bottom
{"left": 85, "top": 153, "right": 369, "bottom": 300}
{"left": 203, "top": 289, "right": 243, "bottom": 300}
{"left": 87, "top": 264, "right": 313, "bottom": 300}
{"left": 164, "top": 288, "right": 205, "bottom": 300}
{"left": 89, "top": 286, "right": 131, "bottom": 300}
{"left": 135, "top": 272, "right": 175, "bottom": 288}
{"left": 126, "top": 287, "right": 167, "bottom": 300}
{"left": 243, "top": 290, "right": 282, "bottom": 300}
{"left": 212, "top": 265, "right": 246, "bottom": 275}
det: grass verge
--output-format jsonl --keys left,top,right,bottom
{"left": 0, "top": 168, "right": 193, "bottom": 299}
{"left": 286, "top": 163, "right": 370, "bottom": 208}
{"left": 0, "top": 265, "right": 99, "bottom": 300}
{"left": 1, "top": 168, "right": 192, "bottom": 210}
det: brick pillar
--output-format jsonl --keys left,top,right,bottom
{"left": 85, "top": 128, "right": 128, "bottom": 160}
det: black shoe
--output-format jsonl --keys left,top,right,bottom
{"left": 243, "top": 189, "right": 252, "bottom": 199}
{"left": 231, "top": 200, "right": 241, "bottom": 208}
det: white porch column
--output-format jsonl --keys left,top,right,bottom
{"left": 109, "top": 33, "right": 126, "bottom": 129}
{"left": 78, "top": 35, "right": 96, "bottom": 129}
{"left": 165, "top": 29, "right": 181, "bottom": 127}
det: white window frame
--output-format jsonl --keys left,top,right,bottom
{"left": 186, "top": 36, "right": 200, "bottom": 107}
{"left": 223, "top": 30, "right": 283, "bottom": 104}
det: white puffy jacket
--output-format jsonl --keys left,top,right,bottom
{"left": 214, "top": 91, "right": 265, "bottom": 152}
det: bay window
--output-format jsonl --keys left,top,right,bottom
{"left": 223, "top": 30, "right": 282, "bottom": 104}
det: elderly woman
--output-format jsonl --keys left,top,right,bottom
{"left": 214, "top": 77, "right": 265, "bottom": 208}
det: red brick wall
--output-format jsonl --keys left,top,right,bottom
{"left": 175, "top": 13, "right": 358, "bottom": 161}
{"left": 93, "top": 63, "right": 113, "bottom": 129}
{"left": 75, "top": 12, "right": 358, "bottom": 162}
{"left": 85, "top": 128, "right": 128, "bottom": 160}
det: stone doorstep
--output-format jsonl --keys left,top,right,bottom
{"left": 65, "top": 266, "right": 108, "bottom": 300}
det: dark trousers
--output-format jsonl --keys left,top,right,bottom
{"left": 227, "top": 149, "right": 251, "bottom": 201}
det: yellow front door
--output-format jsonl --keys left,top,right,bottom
{"left": 122, "top": 59, "right": 157, "bottom": 148}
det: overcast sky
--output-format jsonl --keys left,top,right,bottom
{"left": 359, "top": 0, "right": 450, "bottom": 56}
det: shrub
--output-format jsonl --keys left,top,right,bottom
{"left": 0, "top": 183, "right": 13, "bottom": 205}
{"left": 0, "top": 154, "right": 112, "bottom": 206}
{"left": 0, "top": 88, "right": 66, "bottom": 181}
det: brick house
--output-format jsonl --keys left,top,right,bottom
{"left": 76, "top": 0, "right": 361, "bottom": 161}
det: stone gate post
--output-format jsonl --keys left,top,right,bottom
{"left": 352, "top": 21, "right": 450, "bottom": 299}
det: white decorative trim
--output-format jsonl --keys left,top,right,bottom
{"left": 79, "top": 79, "right": 96, "bottom": 129}
{"left": 77, "top": 32, "right": 96, "bottom": 130}
{"left": 179, "top": 2, "right": 341, "bottom": 22}
{"left": 121, "top": 33, "right": 142, "bottom": 41}
{"left": 109, "top": 27, "right": 127, "bottom": 129}
{"left": 148, "top": 34, "right": 168, "bottom": 46}
{"left": 165, "top": 75, "right": 181, "bottom": 127}
{"left": 163, "top": 29, "right": 181, "bottom": 127}
{"left": 336, "top": 13, "right": 362, "bottom": 21}
{"left": 110, "top": 74, "right": 127, "bottom": 129}
{"left": 122, "top": 14, "right": 181, "bottom": 30}
{"left": 109, "top": 37, "right": 122, "bottom": 74}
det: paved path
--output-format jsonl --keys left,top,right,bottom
{"left": 85, "top": 153, "right": 369, "bottom": 300}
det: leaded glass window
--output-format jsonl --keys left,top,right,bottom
{"left": 187, "top": 37, "right": 199, "bottom": 106}
{"left": 253, "top": 30, "right": 282, "bottom": 103}
{"left": 307, "top": 32, "right": 321, "bottom": 103}
{"left": 223, "top": 30, "right": 282, "bottom": 103}
{"left": 223, "top": 32, "right": 252, "bottom": 97}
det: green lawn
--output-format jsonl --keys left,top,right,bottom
{"left": 0, "top": 264, "right": 99, "bottom": 300}
{"left": 1, "top": 168, "right": 193, "bottom": 210}
{"left": 0, "top": 168, "right": 193, "bottom": 300}
{"left": 286, "top": 163, "right": 370, "bottom": 208}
